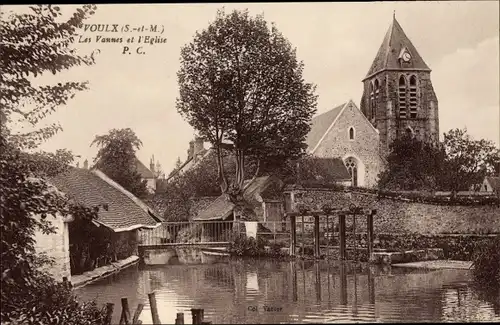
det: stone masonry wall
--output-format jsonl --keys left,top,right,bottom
{"left": 288, "top": 189, "right": 500, "bottom": 235}
{"left": 360, "top": 70, "right": 439, "bottom": 155}
{"left": 313, "top": 101, "right": 384, "bottom": 188}
{"left": 33, "top": 214, "right": 71, "bottom": 282}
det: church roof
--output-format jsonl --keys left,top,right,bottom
{"left": 135, "top": 157, "right": 155, "bottom": 179}
{"left": 306, "top": 103, "right": 346, "bottom": 152}
{"left": 364, "top": 16, "right": 430, "bottom": 80}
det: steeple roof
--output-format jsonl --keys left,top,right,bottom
{"left": 363, "top": 16, "right": 430, "bottom": 80}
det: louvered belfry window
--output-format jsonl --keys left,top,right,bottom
{"left": 409, "top": 75, "right": 417, "bottom": 118}
{"left": 398, "top": 76, "right": 407, "bottom": 118}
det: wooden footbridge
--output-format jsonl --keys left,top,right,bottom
{"left": 138, "top": 206, "right": 377, "bottom": 261}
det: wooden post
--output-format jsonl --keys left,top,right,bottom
{"left": 353, "top": 213, "right": 357, "bottom": 261}
{"left": 104, "top": 303, "right": 114, "bottom": 325}
{"left": 368, "top": 267, "right": 375, "bottom": 305}
{"left": 313, "top": 214, "right": 320, "bottom": 258}
{"left": 132, "top": 303, "right": 144, "bottom": 324}
{"left": 291, "top": 261, "right": 298, "bottom": 302}
{"left": 191, "top": 309, "right": 204, "bottom": 325}
{"left": 290, "top": 216, "right": 297, "bottom": 256}
{"left": 301, "top": 215, "right": 305, "bottom": 255}
{"left": 119, "top": 298, "right": 131, "bottom": 325}
{"left": 339, "top": 213, "right": 346, "bottom": 261}
{"left": 175, "top": 312, "right": 185, "bottom": 324}
{"left": 367, "top": 210, "right": 375, "bottom": 262}
{"left": 340, "top": 262, "right": 348, "bottom": 305}
{"left": 314, "top": 262, "right": 321, "bottom": 302}
{"left": 148, "top": 292, "right": 161, "bottom": 324}
{"left": 326, "top": 215, "right": 330, "bottom": 255}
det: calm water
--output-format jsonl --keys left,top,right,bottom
{"left": 75, "top": 255, "right": 500, "bottom": 324}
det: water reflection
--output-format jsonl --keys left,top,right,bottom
{"left": 76, "top": 257, "right": 500, "bottom": 324}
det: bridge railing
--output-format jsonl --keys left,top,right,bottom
{"left": 139, "top": 220, "right": 235, "bottom": 246}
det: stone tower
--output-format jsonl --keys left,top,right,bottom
{"left": 360, "top": 15, "right": 439, "bottom": 155}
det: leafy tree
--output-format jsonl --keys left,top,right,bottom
{"left": 378, "top": 135, "right": 446, "bottom": 191}
{"left": 176, "top": 9, "right": 317, "bottom": 216}
{"left": 1, "top": 4, "right": 107, "bottom": 323}
{"left": 440, "top": 128, "right": 500, "bottom": 192}
{"left": 91, "top": 128, "right": 149, "bottom": 199}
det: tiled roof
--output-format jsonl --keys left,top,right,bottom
{"left": 49, "top": 167, "right": 162, "bottom": 232}
{"left": 165, "top": 148, "right": 210, "bottom": 182}
{"left": 486, "top": 176, "right": 500, "bottom": 192}
{"left": 300, "top": 157, "right": 351, "bottom": 182}
{"left": 305, "top": 103, "right": 347, "bottom": 152}
{"left": 193, "top": 176, "right": 282, "bottom": 221}
{"left": 135, "top": 158, "right": 155, "bottom": 179}
{"left": 192, "top": 195, "right": 235, "bottom": 221}
{"left": 364, "top": 17, "right": 430, "bottom": 79}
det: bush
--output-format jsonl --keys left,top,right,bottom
{"left": 471, "top": 236, "right": 500, "bottom": 289}
{"left": 2, "top": 272, "right": 107, "bottom": 325}
{"left": 228, "top": 232, "right": 267, "bottom": 257}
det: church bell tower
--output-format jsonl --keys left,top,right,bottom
{"left": 360, "top": 14, "right": 439, "bottom": 155}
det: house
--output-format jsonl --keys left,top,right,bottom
{"left": 34, "top": 167, "right": 162, "bottom": 282}
{"left": 306, "top": 100, "right": 385, "bottom": 188}
{"left": 480, "top": 176, "right": 500, "bottom": 197}
{"left": 166, "top": 136, "right": 211, "bottom": 182}
{"left": 135, "top": 156, "right": 156, "bottom": 193}
{"left": 192, "top": 176, "right": 285, "bottom": 237}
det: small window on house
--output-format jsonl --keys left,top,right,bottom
{"left": 399, "top": 76, "right": 407, "bottom": 118}
{"left": 349, "top": 127, "right": 355, "bottom": 140}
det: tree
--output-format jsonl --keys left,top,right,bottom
{"left": 378, "top": 135, "right": 446, "bottom": 191}
{"left": 1, "top": 4, "right": 107, "bottom": 323}
{"left": 176, "top": 9, "right": 317, "bottom": 215}
{"left": 91, "top": 128, "right": 149, "bottom": 199}
{"left": 440, "top": 128, "right": 500, "bottom": 192}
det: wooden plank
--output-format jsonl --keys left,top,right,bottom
{"left": 148, "top": 292, "right": 161, "bottom": 324}
{"left": 339, "top": 214, "right": 346, "bottom": 261}
{"left": 132, "top": 303, "right": 144, "bottom": 324}
{"left": 119, "top": 298, "right": 131, "bottom": 325}
{"left": 290, "top": 216, "right": 297, "bottom": 256}
{"left": 313, "top": 215, "right": 320, "bottom": 258}
{"left": 175, "top": 312, "right": 185, "bottom": 324}
{"left": 104, "top": 303, "right": 114, "bottom": 325}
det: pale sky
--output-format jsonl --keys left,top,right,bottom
{"left": 6, "top": 1, "right": 500, "bottom": 174}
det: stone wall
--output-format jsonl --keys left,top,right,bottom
{"left": 287, "top": 188, "right": 500, "bottom": 235}
{"left": 360, "top": 70, "right": 439, "bottom": 155}
{"left": 313, "top": 101, "right": 384, "bottom": 188}
{"left": 33, "top": 214, "right": 72, "bottom": 282}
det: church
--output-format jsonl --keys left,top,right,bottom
{"left": 307, "top": 15, "right": 440, "bottom": 188}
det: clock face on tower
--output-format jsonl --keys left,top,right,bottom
{"left": 402, "top": 52, "right": 412, "bottom": 62}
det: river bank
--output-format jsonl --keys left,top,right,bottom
{"left": 392, "top": 260, "right": 473, "bottom": 270}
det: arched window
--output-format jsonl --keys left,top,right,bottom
{"left": 409, "top": 75, "right": 417, "bottom": 118}
{"left": 348, "top": 127, "right": 355, "bottom": 140}
{"left": 373, "top": 79, "right": 379, "bottom": 119}
{"left": 399, "top": 76, "right": 407, "bottom": 118}
{"left": 370, "top": 81, "right": 375, "bottom": 119}
{"left": 345, "top": 157, "right": 358, "bottom": 187}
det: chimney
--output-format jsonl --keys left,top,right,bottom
{"left": 187, "top": 140, "right": 194, "bottom": 160}
{"left": 83, "top": 159, "right": 88, "bottom": 169}
{"left": 150, "top": 155, "right": 155, "bottom": 174}
{"left": 193, "top": 136, "right": 204, "bottom": 162}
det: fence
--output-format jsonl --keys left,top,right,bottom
{"left": 139, "top": 221, "right": 234, "bottom": 246}
{"left": 138, "top": 217, "right": 368, "bottom": 253}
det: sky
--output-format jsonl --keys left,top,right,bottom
{"left": 5, "top": 1, "right": 500, "bottom": 174}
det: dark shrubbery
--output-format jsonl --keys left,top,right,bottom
{"left": 2, "top": 272, "right": 107, "bottom": 325}
{"left": 471, "top": 236, "right": 500, "bottom": 288}
{"left": 227, "top": 232, "right": 287, "bottom": 258}
{"left": 373, "top": 233, "right": 496, "bottom": 261}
